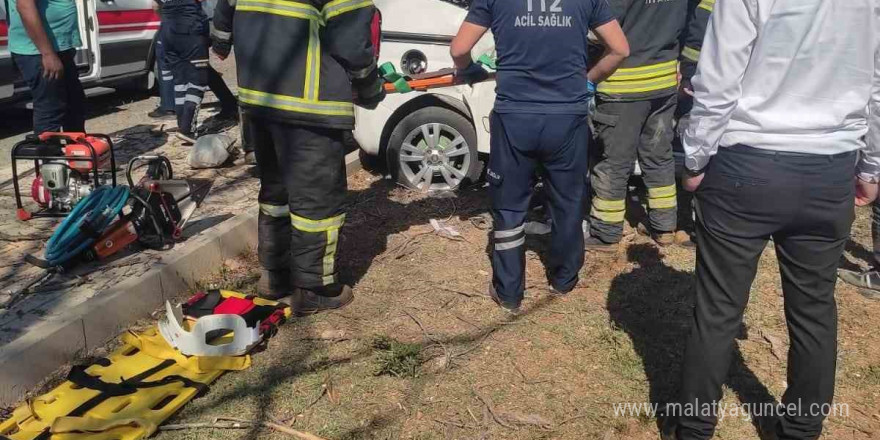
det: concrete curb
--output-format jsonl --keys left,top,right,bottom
{"left": 0, "top": 153, "right": 362, "bottom": 406}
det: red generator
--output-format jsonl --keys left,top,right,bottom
{"left": 11, "top": 132, "right": 118, "bottom": 220}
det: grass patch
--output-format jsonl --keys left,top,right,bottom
{"left": 372, "top": 335, "right": 422, "bottom": 378}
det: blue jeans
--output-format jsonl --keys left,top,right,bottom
{"left": 155, "top": 34, "right": 176, "bottom": 112}
{"left": 13, "top": 49, "right": 86, "bottom": 134}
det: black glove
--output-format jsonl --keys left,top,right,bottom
{"left": 353, "top": 70, "right": 386, "bottom": 110}
{"left": 212, "top": 39, "right": 232, "bottom": 59}
{"left": 455, "top": 61, "right": 489, "bottom": 86}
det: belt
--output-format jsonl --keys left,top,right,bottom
{"left": 726, "top": 144, "right": 856, "bottom": 160}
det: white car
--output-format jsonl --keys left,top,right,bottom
{"left": 353, "top": 0, "right": 496, "bottom": 192}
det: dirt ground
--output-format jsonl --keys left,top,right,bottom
{"left": 136, "top": 170, "right": 880, "bottom": 440}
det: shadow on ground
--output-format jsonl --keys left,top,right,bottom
{"left": 608, "top": 244, "right": 776, "bottom": 437}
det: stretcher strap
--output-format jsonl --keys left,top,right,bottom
{"left": 379, "top": 62, "right": 412, "bottom": 93}
{"left": 67, "top": 365, "right": 210, "bottom": 397}
{"left": 51, "top": 415, "right": 155, "bottom": 436}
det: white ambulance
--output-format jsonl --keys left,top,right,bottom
{"left": 0, "top": 0, "right": 161, "bottom": 105}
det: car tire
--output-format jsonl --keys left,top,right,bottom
{"left": 386, "top": 106, "right": 482, "bottom": 192}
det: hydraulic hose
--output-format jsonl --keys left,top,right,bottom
{"left": 43, "top": 185, "right": 130, "bottom": 267}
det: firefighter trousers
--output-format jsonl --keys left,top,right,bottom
{"left": 590, "top": 95, "right": 678, "bottom": 243}
{"left": 246, "top": 115, "right": 349, "bottom": 290}
{"left": 161, "top": 24, "right": 209, "bottom": 136}
{"left": 487, "top": 112, "right": 589, "bottom": 307}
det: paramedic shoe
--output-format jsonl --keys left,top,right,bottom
{"left": 257, "top": 269, "right": 293, "bottom": 300}
{"left": 584, "top": 236, "right": 618, "bottom": 253}
{"left": 175, "top": 131, "right": 198, "bottom": 145}
{"left": 148, "top": 108, "right": 176, "bottom": 120}
{"left": 489, "top": 285, "right": 521, "bottom": 315}
{"left": 283, "top": 284, "right": 354, "bottom": 316}
{"left": 838, "top": 268, "right": 880, "bottom": 300}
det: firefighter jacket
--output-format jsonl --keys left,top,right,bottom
{"left": 212, "top": 0, "right": 380, "bottom": 130}
{"left": 596, "top": 0, "right": 688, "bottom": 102}
{"left": 680, "top": 0, "right": 712, "bottom": 81}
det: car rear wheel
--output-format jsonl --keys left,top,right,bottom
{"left": 387, "top": 106, "right": 481, "bottom": 192}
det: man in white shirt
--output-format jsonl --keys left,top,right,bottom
{"left": 672, "top": 0, "right": 880, "bottom": 439}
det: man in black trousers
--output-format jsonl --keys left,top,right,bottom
{"left": 670, "top": 0, "right": 880, "bottom": 439}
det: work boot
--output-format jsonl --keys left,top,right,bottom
{"left": 282, "top": 284, "right": 354, "bottom": 316}
{"left": 257, "top": 269, "right": 292, "bottom": 300}
{"left": 838, "top": 268, "right": 880, "bottom": 300}
{"left": 584, "top": 236, "right": 617, "bottom": 253}
{"left": 637, "top": 223, "right": 676, "bottom": 247}
{"left": 674, "top": 230, "right": 695, "bottom": 248}
{"left": 489, "top": 284, "right": 521, "bottom": 315}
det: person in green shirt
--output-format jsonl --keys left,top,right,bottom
{"left": 8, "top": 0, "right": 85, "bottom": 134}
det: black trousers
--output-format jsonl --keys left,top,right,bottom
{"left": 246, "top": 114, "right": 348, "bottom": 289}
{"left": 590, "top": 95, "right": 678, "bottom": 242}
{"left": 871, "top": 199, "right": 880, "bottom": 266}
{"left": 13, "top": 49, "right": 86, "bottom": 134}
{"left": 488, "top": 112, "right": 589, "bottom": 307}
{"left": 677, "top": 146, "right": 856, "bottom": 440}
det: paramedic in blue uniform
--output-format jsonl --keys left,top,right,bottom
{"left": 154, "top": 0, "right": 221, "bottom": 143}
{"left": 450, "top": 0, "right": 629, "bottom": 313}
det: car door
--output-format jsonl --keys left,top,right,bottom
{"left": 94, "top": 0, "right": 158, "bottom": 80}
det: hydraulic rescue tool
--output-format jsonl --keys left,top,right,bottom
{"left": 11, "top": 132, "right": 118, "bottom": 220}
{"left": 25, "top": 154, "right": 212, "bottom": 270}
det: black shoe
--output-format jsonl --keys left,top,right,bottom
{"left": 257, "top": 269, "right": 292, "bottom": 300}
{"left": 217, "top": 107, "right": 239, "bottom": 121}
{"left": 281, "top": 284, "right": 354, "bottom": 316}
{"left": 838, "top": 268, "right": 880, "bottom": 300}
{"left": 488, "top": 284, "right": 521, "bottom": 315}
{"left": 658, "top": 416, "right": 679, "bottom": 440}
{"left": 148, "top": 108, "right": 176, "bottom": 120}
{"left": 584, "top": 236, "right": 618, "bottom": 253}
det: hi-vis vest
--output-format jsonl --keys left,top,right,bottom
{"left": 596, "top": 0, "right": 688, "bottom": 101}
{"left": 212, "top": 0, "right": 378, "bottom": 129}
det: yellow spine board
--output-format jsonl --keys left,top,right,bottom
{"left": 0, "top": 291, "right": 291, "bottom": 440}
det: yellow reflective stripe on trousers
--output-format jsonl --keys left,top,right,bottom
{"left": 682, "top": 46, "right": 700, "bottom": 62}
{"left": 648, "top": 197, "right": 678, "bottom": 210}
{"left": 260, "top": 203, "right": 289, "bottom": 218}
{"left": 698, "top": 0, "right": 715, "bottom": 12}
{"left": 648, "top": 185, "right": 677, "bottom": 199}
{"left": 290, "top": 213, "right": 346, "bottom": 233}
{"left": 648, "top": 185, "right": 677, "bottom": 209}
{"left": 592, "top": 197, "right": 625, "bottom": 212}
{"left": 236, "top": 0, "right": 322, "bottom": 21}
{"left": 323, "top": 0, "right": 373, "bottom": 20}
{"left": 592, "top": 206, "right": 625, "bottom": 223}
{"left": 239, "top": 88, "right": 354, "bottom": 117}
{"left": 323, "top": 228, "right": 339, "bottom": 286}
{"left": 304, "top": 20, "right": 321, "bottom": 101}
{"left": 592, "top": 198, "right": 626, "bottom": 223}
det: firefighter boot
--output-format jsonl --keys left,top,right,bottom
{"left": 282, "top": 284, "right": 354, "bottom": 316}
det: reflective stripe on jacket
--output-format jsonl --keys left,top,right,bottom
{"left": 213, "top": 0, "right": 378, "bottom": 129}
{"left": 596, "top": 0, "right": 688, "bottom": 102}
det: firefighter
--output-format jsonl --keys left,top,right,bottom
{"left": 451, "top": 0, "right": 629, "bottom": 313}
{"left": 211, "top": 0, "right": 384, "bottom": 315}
{"left": 154, "top": 0, "right": 212, "bottom": 143}
{"left": 585, "top": 0, "right": 689, "bottom": 251}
